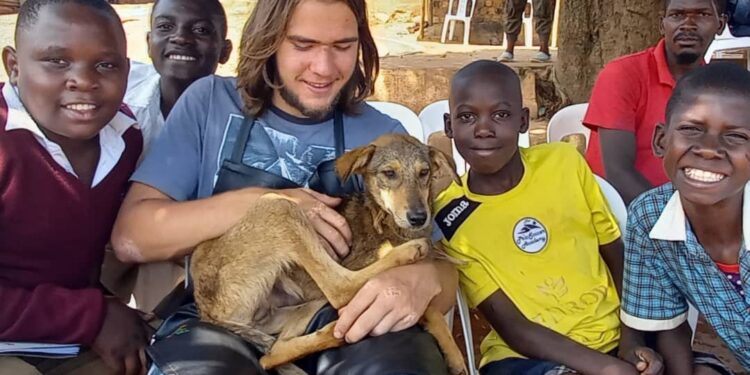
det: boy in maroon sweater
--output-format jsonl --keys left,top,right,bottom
{"left": 0, "top": 0, "right": 149, "bottom": 374}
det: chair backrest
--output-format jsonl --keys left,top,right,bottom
{"left": 448, "top": 0, "right": 476, "bottom": 18}
{"left": 418, "top": 100, "right": 467, "bottom": 174}
{"left": 418, "top": 100, "right": 450, "bottom": 140}
{"left": 547, "top": 103, "right": 591, "bottom": 149}
{"left": 594, "top": 175, "right": 627, "bottom": 231}
{"left": 368, "top": 101, "right": 424, "bottom": 142}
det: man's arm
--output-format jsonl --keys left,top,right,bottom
{"left": 477, "top": 289, "right": 637, "bottom": 374}
{"left": 112, "top": 183, "right": 270, "bottom": 262}
{"left": 599, "top": 129, "right": 653, "bottom": 204}
{"left": 112, "top": 184, "right": 351, "bottom": 263}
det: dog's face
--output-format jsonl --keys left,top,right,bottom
{"left": 336, "top": 133, "right": 461, "bottom": 230}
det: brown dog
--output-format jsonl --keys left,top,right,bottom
{"left": 191, "top": 133, "right": 468, "bottom": 375}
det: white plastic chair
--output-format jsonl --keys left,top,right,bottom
{"left": 547, "top": 103, "right": 590, "bottom": 149}
{"left": 705, "top": 27, "right": 750, "bottom": 66}
{"left": 594, "top": 175, "right": 627, "bottom": 232}
{"left": 441, "top": 0, "right": 478, "bottom": 45}
{"left": 418, "top": 100, "right": 530, "bottom": 155}
{"left": 368, "top": 101, "right": 424, "bottom": 142}
{"left": 456, "top": 289, "right": 480, "bottom": 375}
{"left": 502, "top": 0, "right": 535, "bottom": 49}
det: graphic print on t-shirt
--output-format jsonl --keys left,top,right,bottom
{"left": 217, "top": 114, "right": 337, "bottom": 186}
{"left": 513, "top": 217, "right": 548, "bottom": 253}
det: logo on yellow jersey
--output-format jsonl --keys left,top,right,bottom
{"left": 513, "top": 218, "right": 548, "bottom": 253}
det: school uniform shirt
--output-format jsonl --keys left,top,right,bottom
{"left": 125, "top": 61, "right": 163, "bottom": 154}
{"left": 621, "top": 183, "right": 750, "bottom": 368}
{"left": 584, "top": 39, "right": 684, "bottom": 187}
{"left": 434, "top": 143, "right": 622, "bottom": 368}
{"left": 0, "top": 82, "right": 142, "bottom": 345}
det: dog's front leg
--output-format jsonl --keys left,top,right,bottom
{"left": 304, "top": 237, "right": 430, "bottom": 309}
{"left": 421, "top": 306, "right": 468, "bottom": 375}
{"left": 260, "top": 321, "right": 344, "bottom": 370}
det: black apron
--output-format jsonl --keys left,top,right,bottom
{"left": 213, "top": 111, "right": 360, "bottom": 197}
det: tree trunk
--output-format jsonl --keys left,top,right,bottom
{"left": 555, "top": 0, "right": 663, "bottom": 104}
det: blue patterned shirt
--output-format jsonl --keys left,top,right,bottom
{"left": 621, "top": 183, "right": 750, "bottom": 368}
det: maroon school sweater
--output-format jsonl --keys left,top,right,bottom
{"left": 0, "top": 86, "right": 142, "bottom": 345}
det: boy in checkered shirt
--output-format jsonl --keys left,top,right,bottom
{"left": 620, "top": 62, "right": 750, "bottom": 374}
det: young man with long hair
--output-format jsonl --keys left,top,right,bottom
{"left": 112, "top": 1, "right": 457, "bottom": 374}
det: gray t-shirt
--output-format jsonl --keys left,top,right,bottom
{"left": 132, "top": 75, "right": 405, "bottom": 200}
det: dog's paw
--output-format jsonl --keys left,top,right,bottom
{"left": 411, "top": 238, "right": 430, "bottom": 260}
{"left": 450, "top": 365, "right": 469, "bottom": 375}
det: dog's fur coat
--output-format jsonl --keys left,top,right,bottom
{"left": 191, "top": 134, "right": 467, "bottom": 375}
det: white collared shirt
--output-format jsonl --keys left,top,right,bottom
{"left": 124, "top": 61, "right": 163, "bottom": 153}
{"left": 2, "top": 83, "right": 139, "bottom": 187}
{"left": 649, "top": 183, "right": 750, "bottom": 244}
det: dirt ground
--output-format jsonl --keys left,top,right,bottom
{"left": 0, "top": 0, "right": 506, "bottom": 81}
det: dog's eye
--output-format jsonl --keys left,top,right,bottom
{"left": 419, "top": 169, "right": 430, "bottom": 178}
{"left": 382, "top": 170, "right": 396, "bottom": 178}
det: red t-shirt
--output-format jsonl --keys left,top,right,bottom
{"left": 584, "top": 39, "right": 675, "bottom": 187}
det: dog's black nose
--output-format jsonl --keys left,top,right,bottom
{"left": 407, "top": 210, "right": 428, "bottom": 227}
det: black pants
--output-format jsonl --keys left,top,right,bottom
{"left": 147, "top": 303, "right": 449, "bottom": 375}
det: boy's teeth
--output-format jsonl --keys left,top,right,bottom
{"left": 169, "top": 55, "right": 196, "bottom": 61}
{"left": 684, "top": 168, "right": 725, "bottom": 183}
{"left": 65, "top": 104, "right": 96, "bottom": 111}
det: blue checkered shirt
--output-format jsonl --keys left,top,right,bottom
{"left": 621, "top": 183, "right": 750, "bottom": 369}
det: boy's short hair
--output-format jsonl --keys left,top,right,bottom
{"left": 451, "top": 60, "right": 522, "bottom": 102}
{"left": 151, "top": 0, "right": 228, "bottom": 38}
{"left": 16, "top": 0, "right": 121, "bottom": 42}
{"left": 665, "top": 62, "right": 750, "bottom": 124}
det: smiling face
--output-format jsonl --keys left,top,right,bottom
{"left": 661, "top": 0, "right": 724, "bottom": 65}
{"left": 445, "top": 73, "right": 529, "bottom": 177}
{"left": 147, "top": 0, "right": 230, "bottom": 83}
{"left": 272, "top": 0, "right": 359, "bottom": 120}
{"left": 3, "top": 3, "right": 128, "bottom": 141}
{"left": 654, "top": 92, "right": 750, "bottom": 206}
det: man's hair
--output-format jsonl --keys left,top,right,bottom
{"left": 236, "top": 0, "right": 379, "bottom": 117}
{"left": 451, "top": 60, "right": 522, "bottom": 103}
{"left": 151, "top": 0, "right": 228, "bottom": 39}
{"left": 665, "top": 62, "right": 750, "bottom": 124}
{"left": 663, "top": 0, "right": 726, "bottom": 15}
{"left": 15, "top": 0, "right": 121, "bottom": 42}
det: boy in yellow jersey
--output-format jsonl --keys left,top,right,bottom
{"left": 434, "top": 60, "right": 661, "bottom": 375}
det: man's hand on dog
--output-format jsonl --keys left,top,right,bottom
{"left": 334, "top": 262, "right": 442, "bottom": 343}
{"left": 280, "top": 188, "right": 352, "bottom": 261}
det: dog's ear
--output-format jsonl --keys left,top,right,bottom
{"left": 429, "top": 146, "right": 461, "bottom": 197}
{"left": 336, "top": 144, "right": 376, "bottom": 182}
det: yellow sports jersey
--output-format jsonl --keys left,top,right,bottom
{"left": 434, "top": 143, "right": 621, "bottom": 368}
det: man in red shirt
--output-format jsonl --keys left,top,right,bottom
{"left": 584, "top": 0, "right": 725, "bottom": 204}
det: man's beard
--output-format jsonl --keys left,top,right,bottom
{"left": 676, "top": 52, "right": 701, "bottom": 65}
{"left": 279, "top": 85, "right": 341, "bottom": 121}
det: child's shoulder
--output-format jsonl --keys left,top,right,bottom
{"left": 628, "top": 183, "right": 676, "bottom": 223}
{"left": 523, "top": 142, "right": 583, "bottom": 169}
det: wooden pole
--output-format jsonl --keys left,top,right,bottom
{"left": 420, "top": 0, "right": 427, "bottom": 39}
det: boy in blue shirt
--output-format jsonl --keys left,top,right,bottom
{"left": 620, "top": 63, "right": 750, "bottom": 374}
